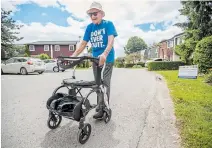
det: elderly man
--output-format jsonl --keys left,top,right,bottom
{"left": 72, "top": 1, "right": 118, "bottom": 119}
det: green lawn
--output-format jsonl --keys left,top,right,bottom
{"left": 156, "top": 71, "right": 212, "bottom": 148}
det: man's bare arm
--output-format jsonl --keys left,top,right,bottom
{"left": 103, "top": 35, "right": 114, "bottom": 57}
{"left": 72, "top": 40, "right": 88, "bottom": 57}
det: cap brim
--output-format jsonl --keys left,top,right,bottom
{"left": 86, "top": 8, "right": 105, "bottom": 16}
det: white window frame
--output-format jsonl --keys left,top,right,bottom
{"left": 29, "top": 45, "right": 35, "bottom": 51}
{"left": 69, "top": 45, "right": 75, "bottom": 51}
{"left": 55, "top": 45, "right": 60, "bottom": 51}
{"left": 44, "top": 45, "right": 49, "bottom": 51}
{"left": 167, "top": 41, "right": 170, "bottom": 48}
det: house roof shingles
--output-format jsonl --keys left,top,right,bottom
{"left": 26, "top": 41, "right": 78, "bottom": 45}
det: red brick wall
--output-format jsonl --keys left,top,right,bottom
{"left": 158, "top": 41, "right": 173, "bottom": 61}
{"left": 159, "top": 41, "right": 167, "bottom": 59}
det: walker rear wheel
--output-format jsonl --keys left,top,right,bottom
{"left": 77, "top": 123, "right": 91, "bottom": 144}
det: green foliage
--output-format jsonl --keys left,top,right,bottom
{"left": 24, "top": 45, "right": 30, "bottom": 57}
{"left": 174, "top": 1, "right": 212, "bottom": 71}
{"left": 156, "top": 70, "right": 212, "bottom": 148}
{"left": 115, "top": 57, "right": 125, "bottom": 68}
{"left": 125, "top": 36, "right": 147, "bottom": 54}
{"left": 175, "top": 38, "right": 198, "bottom": 64}
{"left": 132, "top": 65, "right": 142, "bottom": 68}
{"left": 137, "top": 62, "right": 145, "bottom": 67}
{"left": 77, "top": 60, "right": 90, "bottom": 68}
{"left": 116, "top": 63, "right": 124, "bottom": 68}
{"left": 124, "top": 62, "right": 145, "bottom": 68}
{"left": 1, "top": 9, "right": 24, "bottom": 58}
{"left": 175, "top": 1, "right": 212, "bottom": 40}
{"left": 125, "top": 52, "right": 142, "bottom": 64}
{"left": 193, "top": 36, "right": 212, "bottom": 73}
{"left": 39, "top": 53, "right": 50, "bottom": 60}
{"left": 148, "top": 61, "right": 185, "bottom": 71}
{"left": 124, "top": 63, "right": 135, "bottom": 68}
{"left": 204, "top": 72, "right": 212, "bottom": 84}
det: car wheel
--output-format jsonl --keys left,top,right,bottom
{"left": 20, "top": 67, "right": 28, "bottom": 75}
{"left": 53, "top": 66, "right": 59, "bottom": 72}
{"left": 38, "top": 71, "right": 44, "bottom": 74}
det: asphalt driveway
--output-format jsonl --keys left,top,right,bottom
{"left": 1, "top": 68, "right": 181, "bottom": 148}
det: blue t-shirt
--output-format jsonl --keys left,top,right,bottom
{"left": 83, "top": 19, "right": 118, "bottom": 63}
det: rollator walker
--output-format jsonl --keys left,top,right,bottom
{"left": 46, "top": 56, "right": 112, "bottom": 144}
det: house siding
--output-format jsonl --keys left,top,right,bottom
{"left": 30, "top": 45, "right": 51, "bottom": 56}
{"left": 29, "top": 44, "right": 76, "bottom": 58}
{"left": 52, "top": 45, "right": 76, "bottom": 58}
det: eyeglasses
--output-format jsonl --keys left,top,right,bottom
{"left": 88, "top": 11, "right": 99, "bottom": 17}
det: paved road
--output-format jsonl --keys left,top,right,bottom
{"left": 2, "top": 68, "right": 181, "bottom": 148}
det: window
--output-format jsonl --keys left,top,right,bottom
{"left": 5, "top": 58, "right": 15, "bottom": 64}
{"left": 29, "top": 45, "right": 35, "bottom": 51}
{"left": 69, "top": 45, "right": 74, "bottom": 51}
{"left": 55, "top": 45, "right": 60, "bottom": 51}
{"left": 44, "top": 45, "right": 49, "bottom": 51}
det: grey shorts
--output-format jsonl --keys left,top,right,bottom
{"left": 92, "top": 62, "right": 114, "bottom": 99}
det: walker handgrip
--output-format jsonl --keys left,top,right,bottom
{"left": 56, "top": 56, "right": 100, "bottom": 69}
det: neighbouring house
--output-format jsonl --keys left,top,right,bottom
{"left": 158, "top": 39, "right": 172, "bottom": 60}
{"left": 25, "top": 41, "right": 79, "bottom": 59}
{"left": 158, "top": 32, "right": 184, "bottom": 61}
{"left": 148, "top": 45, "right": 158, "bottom": 59}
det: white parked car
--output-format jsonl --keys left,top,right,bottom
{"left": 1, "top": 57, "right": 45, "bottom": 75}
{"left": 43, "top": 59, "right": 65, "bottom": 72}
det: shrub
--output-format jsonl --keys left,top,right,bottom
{"left": 174, "top": 38, "right": 197, "bottom": 64}
{"left": 148, "top": 61, "right": 185, "bottom": 71}
{"left": 39, "top": 53, "right": 50, "bottom": 60}
{"left": 132, "top": 65, "right": 142, "bottom": 68}
{"left": 124, "top": 63, "right": 135, "bottom": 68}
{"left": 204, "top": 72, "right": 212, "bottom": 83}
{"left": 193, "top": 36, "right": 212, "bottom": 73}
{"left": 137, "top": 62, "right": 145, "bottom": 67}
{"left": 25, "top": 45, "right": 30, "bottom": 57}
{"left": 116, "top": 63, "right": 124, "bottom": 68}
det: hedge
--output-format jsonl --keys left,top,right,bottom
{"left": 148, "top": 61, "right": 185, "bottom": 71}
{"left": 193, "top": 36, "right": 212, "bottom": 73}
{"left": 124, "top": 62, "right": 145, "bottom": 68}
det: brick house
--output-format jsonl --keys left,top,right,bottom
{"left": 158, "top": 39, "right": 173, "bottom": 60}
{"left": 26, "top": 41, "right": 79, "bottom": 59}
{"left": 158, "top": 32, "right": 184, "bottom": 61}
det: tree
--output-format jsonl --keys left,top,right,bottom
{"left": 115, "top": 57, "right": 125, "bottom": 68}
{"left": 1, "top": 8, "right": 24, "bottom": 58}
{"left": 24, "top": 45, "right": 30, "bottom": 57}
{"left": 124, "top": 36, "right": 147, "bottom": 54}
{"left": 174, "top": 1, "right": 212, "bottom": 64}
{"left": 193, "top": 36, "right": 212, "bottom": 73}
{"left": 125, "top": 52, "right": 141, "bottom": 64}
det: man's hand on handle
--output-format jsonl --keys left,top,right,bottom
{"left": 99, "top": 52, "right": 107, "bottom": 66}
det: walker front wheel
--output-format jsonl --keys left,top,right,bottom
{"left": 103, "top": 109, "right": 112, "bottom": 123}
{"left": 47, "top": 113, "right": 62, "bottom": 129}
{"left": 77, "top": 123, "right": 91, "bottom": 144}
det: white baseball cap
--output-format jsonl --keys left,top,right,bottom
{"left": 86, "top": 1, "right": 105, "bottom": 17}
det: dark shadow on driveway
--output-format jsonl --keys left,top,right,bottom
{"left": 40, "top": 119, "right": 120, "bottom": 148}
